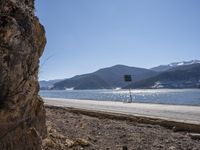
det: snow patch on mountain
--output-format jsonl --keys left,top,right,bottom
{"left": 151, "top": 60, "right": 200, "bottom": 72}
{"left": 169, "top": 60, "right": 200, "bottom": 67}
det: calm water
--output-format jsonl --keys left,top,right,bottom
{"left": 39, "top": 89, "right": 200, "bottom": 106}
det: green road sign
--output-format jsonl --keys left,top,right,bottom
{"left": 124, "top": 75, "right": 132, "bottom": 82}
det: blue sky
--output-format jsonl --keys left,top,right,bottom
{"left": 35, "top": 0, "right": 200, "bottom": 80}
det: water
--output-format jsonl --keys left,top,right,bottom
{"left": 39, "top": 89, "right": 200, "bottom": 106}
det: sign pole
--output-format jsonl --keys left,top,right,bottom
{"left": 124, "top": 75, "right": 133, "bottom": 103}
{"left": 128, "top": 83, "right": 133, "bottom": 103}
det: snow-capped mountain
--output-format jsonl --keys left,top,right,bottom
{"left": 151, "top": 60, "right": 200, "bottom": 72}
{"left": 129, "top": 63, "right": 200, "bottom": 89}
{"left": 169, "top": 60, "right": 200, "bottom": 67}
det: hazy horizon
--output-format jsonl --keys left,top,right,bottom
{"left": 36, "top": 0, "right": 200, "bottom": 80}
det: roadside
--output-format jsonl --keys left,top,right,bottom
{"left": 43, "top": 106, "right": 200, "bottom": 150}
{"left": 44, "top": 98, "right": 200, "bottom": 125}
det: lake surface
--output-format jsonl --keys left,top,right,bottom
{"left": 39, "top": 89, "right": 200, "bottom": 106}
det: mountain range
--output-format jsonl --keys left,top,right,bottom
{"left": 39, "top": 79, "right": 63, "bottom": 90}
{"left": 52, "top": 65, "right": 157, "bottom": 90}
{"left": 150, "top": 60, "right": 200, "bottom": 72}
{"left": 129, "top": 63, "right": 200, "bottom": 89}
{"left": 40, "top": 60, "right": 200, "bottom": 90}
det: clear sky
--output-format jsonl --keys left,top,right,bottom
{"left": 35, "top": 0, "right": 200, "bottom": 80}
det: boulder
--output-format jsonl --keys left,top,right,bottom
{"left": 0, "top": 0, "right": 46, "bottom": 149}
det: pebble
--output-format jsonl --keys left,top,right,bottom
{"left": 168, "top": 146, "right": 176, "bottom": 150}
{"left": 76, "top": 138, "right": 90, "bottom": 146}
{"left": 65, "top": 139, "right": 75, "bottom": 147}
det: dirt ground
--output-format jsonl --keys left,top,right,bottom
{"left": 43, "top": 106, "right": 200, "bottom": 150}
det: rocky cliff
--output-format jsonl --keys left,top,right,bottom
{"left": 0, "top": 0, "right": 46, "bottom": 149}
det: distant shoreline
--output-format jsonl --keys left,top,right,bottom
{"left": 40, "top": 89, "right": 200, "bottom": 106}
{"left": 40, "top": 87, "right": 200, "bottom": 90}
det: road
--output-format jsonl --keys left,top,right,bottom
{"left": 44, "top": 98, "right": 200, "bottom": 125}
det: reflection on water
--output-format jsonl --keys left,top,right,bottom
{"left": 39, "top": 89, "right": 200, "bottom": 106}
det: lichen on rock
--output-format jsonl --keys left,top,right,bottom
{"left": 0, "top": 0, "right": 46, "bottom": 149}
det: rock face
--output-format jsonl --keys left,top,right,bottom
{"left": 0, "top": 0, "right": 46, "bottom": 149}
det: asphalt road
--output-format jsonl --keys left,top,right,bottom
{"left": 44, "top": 98, "right": 200, "bottom": 125}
